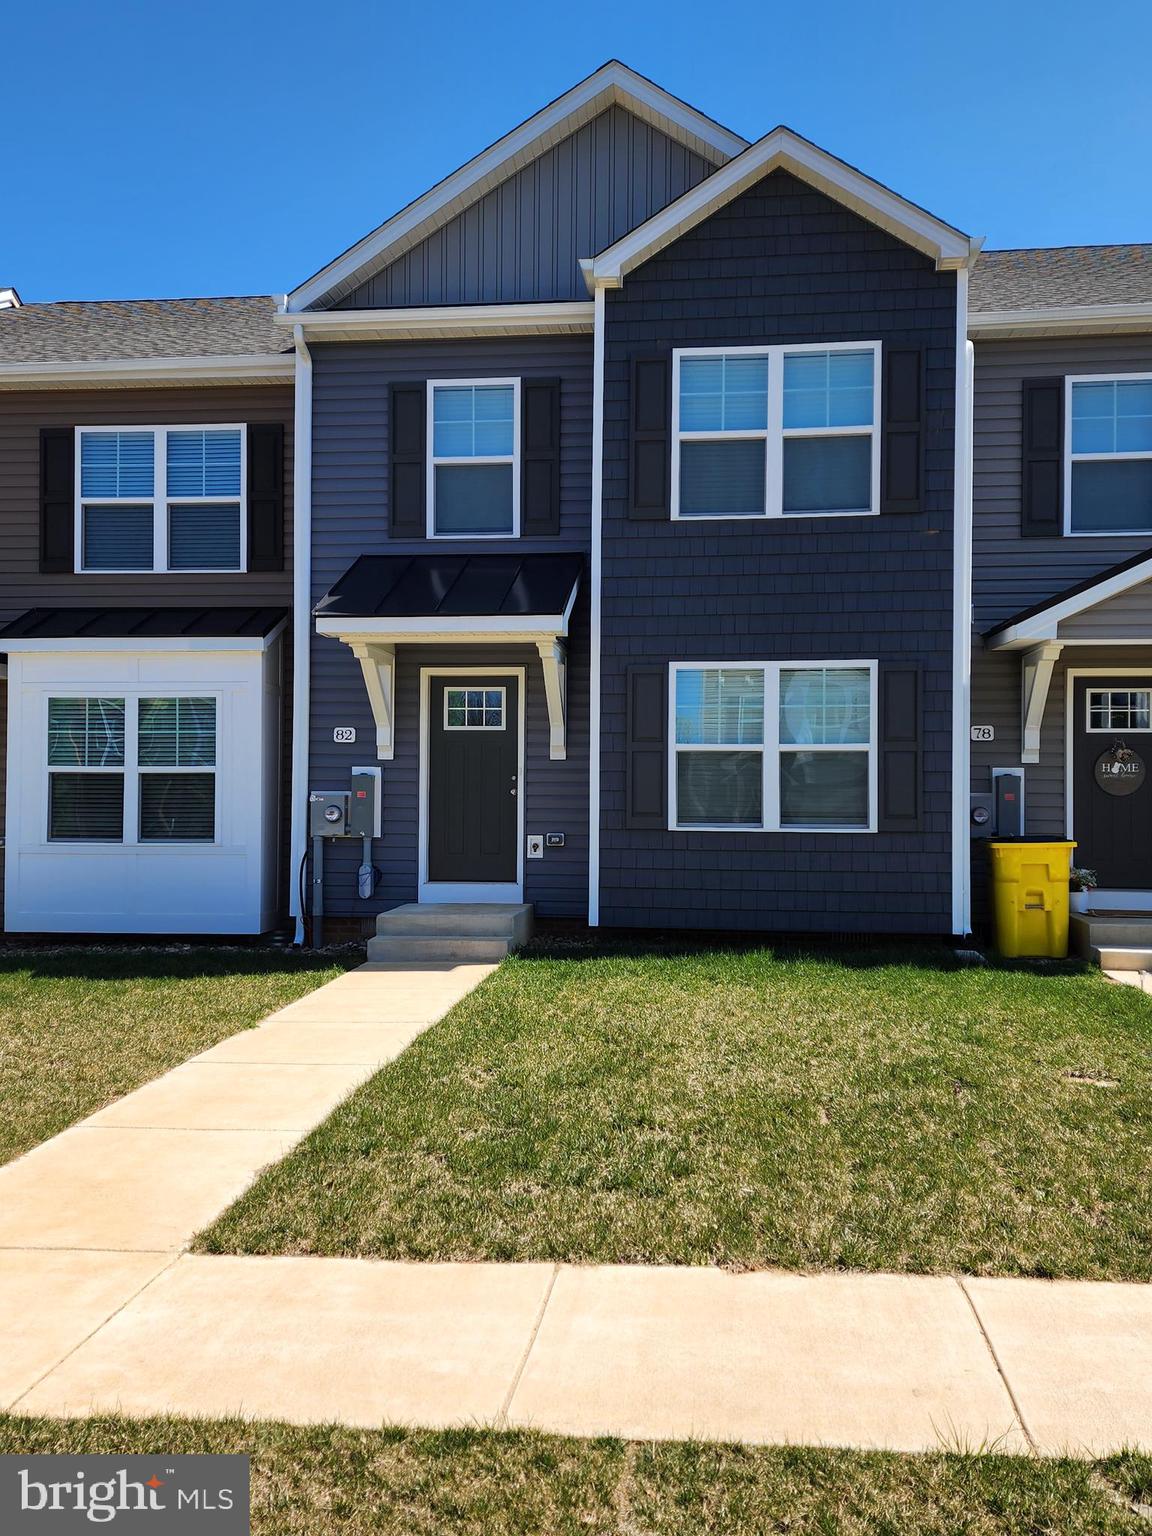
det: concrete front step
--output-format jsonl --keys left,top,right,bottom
{"left": 1091, "top": 945, "right": 1152, "bottom": 972}
{"left": 366, "top": 903, "right": 534, "bottom": 964}
{"left": 367, "top": 935, "right": 513, "bottom": 963}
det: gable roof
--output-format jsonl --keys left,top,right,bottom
{"left": 285, "top": 61, "right": 748, "bottom": 313}
{"left": 581, "top": 126, "right": 976, "bottom": 290}
{"left": 985, "top": 546, "right": 1152, "bottom": 649}
{"left": 0, "top": 295, "right": 287, "bottom": 363}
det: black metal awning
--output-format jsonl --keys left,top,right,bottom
{"left": 0, "top": 606, "right": 288, "bottom": 641}
{"left": 314, "top": 552, "right": 582, "bottom": 621}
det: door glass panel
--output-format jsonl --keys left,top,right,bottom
{"left": 1087, "top": 689, "right": 1152, "bottom": 731}
{"left": 444, "top": 687, "right": 505, "bottom": 729}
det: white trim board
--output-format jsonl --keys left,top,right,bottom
{"left": 276, "top": 302, "right": 594, "bottom": 341}
{"left": 968, "top": 302, "right": 1152, "bottom": 340}
{"left": 286, "top": 62, "right": 747, "bottom": 312}
{"left": 418, "top": 665, "right": 526, "bottom": 905}
{"left": 582, "top": 125, "right": 975, "bottom": 291}
{"left": 0, "top": 355, "right": 294, "bottom": 390}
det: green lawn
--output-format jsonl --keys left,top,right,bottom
{"left": 1, "top": 1417, "right": 1149, "bottom": 1534}
{"left": 198, "top": 942, "right": 1152, "bottom": 1279}
{"left": 0, "top": 946, "right": 354, "bottom": 1164}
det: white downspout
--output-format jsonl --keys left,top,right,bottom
{"left": 289, "top": 322, "right": 313, "bottom": 943}
{"left": 587, "top": 285, "right": 605, "bottom": 926}
{"left": 951, "top": 272, "right": 974, "bottom": 937}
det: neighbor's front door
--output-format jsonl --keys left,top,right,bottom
{"left": 1072, "top": 677, "right": 1152, "bottom": 890}
{"left": 427, "top": 676, "right": 519, "bottom": 886}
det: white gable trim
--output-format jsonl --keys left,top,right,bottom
{"left": 987, "top": 555, "right": 1152, "bottom": 650}
{"left": 285, "top": 62, "right": 746, "bottom": 313}
{"left": 583, "top": 127, "right": 975, "bottom": 290}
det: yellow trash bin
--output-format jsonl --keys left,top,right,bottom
{"left": 987, "top": 840, "right": 1076, "bottom": 958}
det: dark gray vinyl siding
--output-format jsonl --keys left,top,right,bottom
{"left": 973, "top": 334, "right": 1152, "bottom": 628}
{"left": 599, "top": 169, "right": 959, "bottom": 934}
{"left": 334, "top": 108, "right": 717, "bottom": 309}
{"left": 308, "top": 337, "right": 592, "bottom": 917}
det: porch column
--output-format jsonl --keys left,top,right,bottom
{"left": 1020, "top": 642, "right": 1063, "bottom": 765}
{"left": 536, "top": 637, "right": 568, "bottom": 760}
{"left": 350, "top": 641, "right": 396, "bottom": 760}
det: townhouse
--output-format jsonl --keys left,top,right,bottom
{"left": 1, "top": 63, "right": 1148, "bottom": 943}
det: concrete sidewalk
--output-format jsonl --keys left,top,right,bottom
{"left": 0, "top": 959, "right": 495, "bottom": 1404}
{"left": 4, "top": 1253, "right": 1152, "bottom": 1458}
{"left": 1, "top": 957, "right": 1150, "bottom": 1460}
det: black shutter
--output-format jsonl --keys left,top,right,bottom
{"left": 520, "top": 377, "right": 561, "bottom": 536}
{"left": 390, "top": 383, "right": 426, "bottom": 537}
{"left": 1021, "top": 377, "right": 1064, "bottom": 537}
{"left": 878, "top": 665, "right": 922, "bottom": 833}
{"left": 246, "top": 423, "right": 284, "bottom": 572}
{"left": 629, "top": 357, "right": 670, "bottom": 520}
{"left": 880, "top": 348, "right": 923, "bottom": 514}
{"left": 625, "top": 665, "right": 668, "bottom": 830}
{"left": 40, "top": 427, "right": 75, "bottom": 573}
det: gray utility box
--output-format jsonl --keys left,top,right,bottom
{"left": 348, "top": 768, "right": 382, "bottom": 837}
{"left": 309, "top": 791, "right": 351, "bottom": 837}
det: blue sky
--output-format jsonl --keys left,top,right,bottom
{"left": 5, "top": 0, "right": 1150, "bottom": 303}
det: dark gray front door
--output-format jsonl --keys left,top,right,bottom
{"left": 427, "top": 676, "right": 518, "bottom": 884}
{"left": 1072, "top": 676, "right": 1152, "bottom": 890}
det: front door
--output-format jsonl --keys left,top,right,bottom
{"left": 426, "top": 676, "right": 519, "bottom": 888}
{"left": 1072, "top": 676, "right": 1152, "bottom": 890}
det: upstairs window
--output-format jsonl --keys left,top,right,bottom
{"left": 1068, "top": 377, "right": 1152, "bottom": 534}
{"left": 77, "top": 426, "right": 245, "bottom": 571}
{"left": 672, "top": 344, "right": 880, "bottom": 520}
{"left": 429, "top": 380, "right": 519, "bottom": 537}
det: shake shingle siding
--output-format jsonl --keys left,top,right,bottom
{"left": 598, "top": 170, "right": 959, "bottom": 934}
{"left": 308, "top": 337, "right": 592, "bottom": 918}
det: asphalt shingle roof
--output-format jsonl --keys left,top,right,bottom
{"left": 971, "top": 245, "right": 1152, "bottom": 313}
{"left": 0, "top": 295, "right": 287, "bottom": 364}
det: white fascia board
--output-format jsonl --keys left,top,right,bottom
{"left": 280, "top": 301, "right": 594, "bottom": 341}
{"left": 1, "top": 625, "right": 286, "bottom": 656}
{"left": 584, "top": 128, "right": 974, "bottom": 291}
{"left": 987, "top": 556, "right": 1152, "bottom": 650}
{"left": 968, "top": 302, "right": 1152, "bottom": 339}
{"left": 285, "top": 62, "right": 747, "bottom": 313}
{"left": 315, "top": 614, "right": 570, "bottom": 642}
{"left": 0, "top": 354, "right": 294, "bottom": 390}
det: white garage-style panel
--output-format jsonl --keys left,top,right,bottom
{"left": 3, "top": 626, "right": 283, "bottom": 935}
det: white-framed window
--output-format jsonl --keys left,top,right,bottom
{"left": 1067, "top": 375, "right": 1152, "bottom": 535}
{"left": 671, "top": 342, "right": 881, "bottom": 520}
{"left": 669, "top": 661, "right": 877, "bottom": 831}
{"left": 76, "top": 425, "right": 246, "bottom": 572}
{"left": 1086, "top": 688, "right": 1152, "bottom": 732}
{"left": 443, "top": 687, "right": 506, "bottom": 729}
{"left": 47, "top": 694, "right": 217, "bottom": 843}
{"left": 427, "top": 379, "right": 520, "bottom": 537}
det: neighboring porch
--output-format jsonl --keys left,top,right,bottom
{"left": 979, "top": 548, "right": 1152, "bottom": 959}
{"left": 312, "top": 552, "right": 587, "bottom": 921}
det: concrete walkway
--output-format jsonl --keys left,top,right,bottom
{"left": 1, "top": 959, "right": 1150, "bottom": 1459}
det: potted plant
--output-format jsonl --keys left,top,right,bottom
{"left": 1069, "top": 866, "right": 1099, "bottom": 913}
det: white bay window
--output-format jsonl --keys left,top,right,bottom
{"left": 672, "top": 343, "right": 880, "bottom": 520}
{"left": 671, "top": 662, "right": 877, "bottom": 831}
{"left": 48, "top": 694, "right": 217, "bottom": 843}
